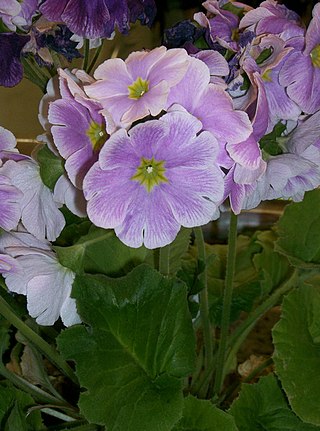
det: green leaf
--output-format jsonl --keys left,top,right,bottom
{"left": 54, "top": 227, "right": 148, "bottom": 275}
{"left": 0, "top": 385, "right": 42, "bottom": 431}
{"left": 57, "top": 265, "right": 196, "bottom": 431}
{"left": 260, "top": 122, "right": 286, "bottom": 156}
{"left": 275, "top": 189, "right": 320, "bottom": 267}
{"left": 272, "top": 285, "right": 320, "bottom": 426}
{"left": 253, "top": 230, "right": 291, "bottom": 296}
{"left": 36, "top": 145, "right": 65, "bottom": 190}
{"left": 173, "top": 396, "right": 238, "bottom": 430}
{"left": 229, "top": 374, "right": 319, "bottom": 430}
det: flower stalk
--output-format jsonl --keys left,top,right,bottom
{"left": 213, "top": 210, "right": 238, "bottom": 397}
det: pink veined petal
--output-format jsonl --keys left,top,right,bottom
{"left": 115, "top": 186, "right": 180, "bottom": 249}
{"left": 147, "top": 48, "right": 189, "bottom": 87}
{"left": 53, "top": 174, "right": 87, "bottom": 218}
{"left": 125, "top": 46, "right": 168, "bottom": 80}
{"left": 90, "top": 57, "right": 132, "bottom": 93}
{"left": 84, "top": 164, "right": 138, "bottom": 228}
{"left": 196, "top": 85, "right": 253, "bottom": 144}
{"left": 0, "top": 126, "right": 17, "bottom": 151}
{"left": 166, "top": 57, "right": 210, "bottom": 111}
{"left": 227, "top": 134, "right": 262, "bottom": 170}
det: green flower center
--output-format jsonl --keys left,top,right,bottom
{"left": 262, "top": 69, "right": 272, "bottom": 82}
{"left": 128, "top": 77, "right": 149, "bottom": 99}
{"left": 131, "top": 157, "right": 168, "bottom": 192}
{"left": 310, "top": 44, "right": 320, "bottom": 68}
{"left": 86, "top": 121, "right": 107, "bottom": 152}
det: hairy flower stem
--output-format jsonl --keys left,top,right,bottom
{"left": 0, "top": 296, "right": 78, "bottom": 385}
{"left": 194, "top": 227, "right": 214, "bottom": 396}
{"left": 82, "top": 39, "right": 90, "bottom": 72}
{"left": 159, "top": 245, "right": 170, "bottom": 276}
{"left": 223, "top": 269, "right": 299, "bottom": 377}
{"left": 87, "top": 40, "right": 105, "bottom": 74}
{"left": 213, "top": 211, "right": 238, "bottom": 397}
{"left": 22, "top": 57, "right": 50, "bottom": 93}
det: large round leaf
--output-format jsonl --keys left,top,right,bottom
{"left": 273, "top": 285, "right": 320, "bottom": 425}
{"left": 57, "top": 264, "right": 196, "bottom": 431}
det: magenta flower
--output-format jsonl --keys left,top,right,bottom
{"left": 279, "top": 3, "right": 320, "bottom": 114}
{"left": 84, "top": 46, "right": 189, "bottom": 127}
{"left": 83, "top": 111, "right": 224, "bottom": 249}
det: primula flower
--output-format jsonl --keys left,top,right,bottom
{"left": 0, "top": 174, "right": 23, "bottom": 231}
{"left": 166, "top": 56, "right": 253, "bottom": 167}
{"left": 39, "top": 0, "right": 156, "bottom": 39}
{"left": 84, "top": 46, "right": 190, "bottom": 128}
{"left": 0, "top": 33, "right": 30, "bottom": 87}
{"left": 83, "top": 111, "right": 224, "bottom": 249}
{"left": 0, "top": 229, "right": 80, "bottom": 326}
{"left": 239, "top": 0, "right": 304, "bottom": 42}
{"left": 240, "top": 110, "right": 320, "bottom": 210}
{"left": 47, "top": 69, "right": 108, "bottom": 189}
{"left": 1, "top": 159, "right": 65, "bottom": 241}
{"left": 279, "top": 3, "right": 320, "bottom": 114}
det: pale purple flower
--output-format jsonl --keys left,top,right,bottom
{"left": 194, "top": 0, "right": 251, "bottom": 52}
{"left": 53, "top": 174, "right": 87, "bottom": 218}
{"left": 84, "top": 46, "right": 190, "bottom": 128}
{"left": 0, "top": 174, "right": 23, "bottom": 231}
{"left": 240, "top": 34, "right": 301, "bottom": 131}
{"left": 1, "top": 159, "right": 65, "bottom": 241}
{"left": 0, "top": 0, "right": 24, "bottom": 31}
{"left": 239, "top": 0, "right": 304, "bottom": 43}
{"left": 83, "top": 111, "right": 224, "bottom": 249}
{"left": 240, "top": 110, "right": 320, "bottom": 210}
{"left": 0, "top": 229, "right": 80, "bottom": 326}
{"left": 166, "top": 56, "right": 253, "bottom": 168}
{"left": 279, "top": 3, "right": 320, "bottom": 114}
{"left": 48, "top": 86, "right": 108, "bottom": 189}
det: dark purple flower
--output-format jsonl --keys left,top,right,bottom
{"left": 0, "top": 33, "right": 30, "bottom": 87}
{"left": 127, "top": 0, "right": 156, "bottom": 27}
{"left": 163, "top": 20, "right": 205, "bottom": 50}
{"left": 36, "top": 25, "right": 82, "bottom": 62}
{"left": 39, "top": 0, "right": 156, "bottom": 39}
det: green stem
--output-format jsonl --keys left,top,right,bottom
{"left": 0, "top": 368, "right": 66, "bottom": 405}
{"left": 87, "top": 40, "right": 105, "bottom": 74}
{"left": 22, "top": 57, "right": 50, "bottom": 93}
{"left": 213, "top": 211, "right": 238, "bottom": 397}
{"left": 82, "top": 39, "right": 90, "bottom": 72}
{"left": 159, "top": 245, "right": 170, "bottom": 276}
{"left": 194, "top": 227, "right": 213, "bottom": 381}
{"left": 224, "top": 269, "right": 298, "bottom": 375}
{"left": 0, "top": 296, "right": 78, "bottom": 385}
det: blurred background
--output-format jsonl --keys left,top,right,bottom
{"left": 0, "top": 0, "right": 317, "bottom": 146}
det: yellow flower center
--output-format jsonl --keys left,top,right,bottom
{"left": 262, "top": 69, "right": 272, "bottom": 82}
{"left": 310, "top": 44, "right": 320, "bottom": 68}
{"left": 86, "top": 121, "right": 107, "bottom": 152}
{"left": 128, "top": 77, "right": 149, "bottom": 99}
{"left": 131, "top": 157, "right": 168, "bottom": 192}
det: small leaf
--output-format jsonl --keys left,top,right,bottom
{"left": 57, "top": 265, "right": 196, "bottom": 431}
{"left": 229, "top": 375, "right": 319, "bottom": 430}
{"left": 36, "top": 145, "right": 65, "bottom": 190}
{"left": 272, "top": 285, "right": 320, "bottom": 426}
{"left": 0, "top": 385, "right": 42, "bottom": 431}
{"left": 54, "top": 227, "right": 148, "bottom": 275}
{"left": 275, "top": 189, "right": 320, "bottom": 267}
{"left": 173, "top": 396, "right": 238, "bottom": 430}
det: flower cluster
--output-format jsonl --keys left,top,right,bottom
{"left": 1, "top": 0, "right": 320, "bottom": 326}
